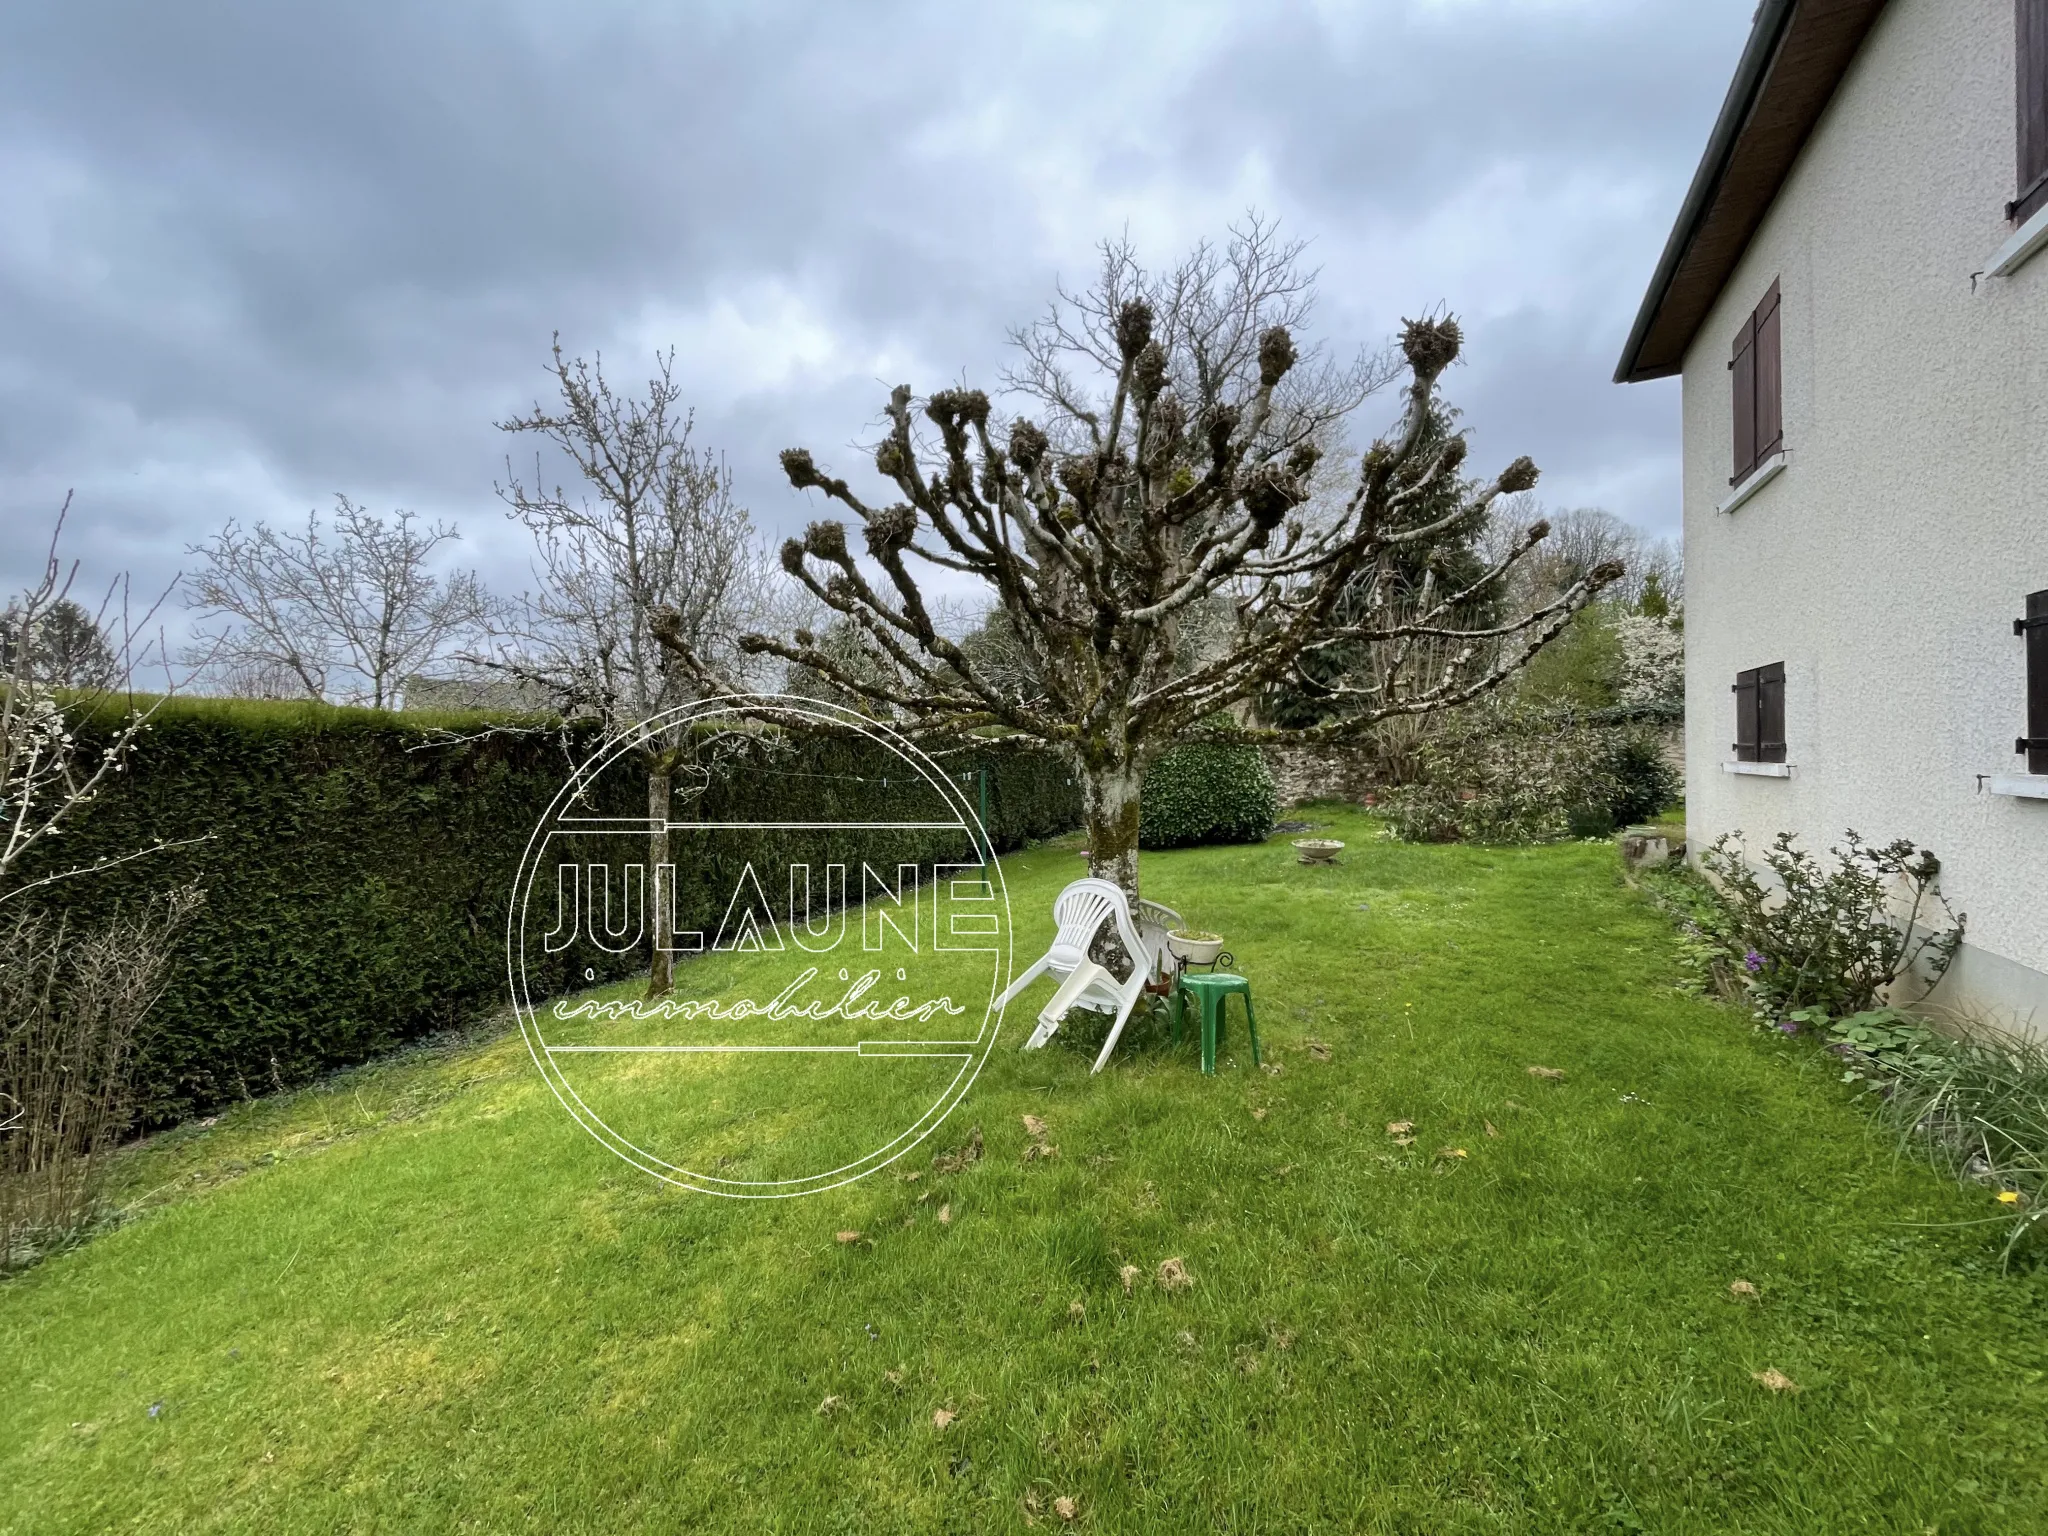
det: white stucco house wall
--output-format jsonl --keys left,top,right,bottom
{"left": 1617, "top": 0, "right": 2048, "bottom": 1026}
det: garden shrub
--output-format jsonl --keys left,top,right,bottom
{"left": 1647, "top": 840, "right": 2038, "bottom": 1260}
{"left": 1692, "top": 830, "right": 1965, "bottom": 1020}
{"left": 1646, "top": 843, "right": 2048, "bottom": 1261}
{"left": 1, "top": 889, "right": 201, "bottom": 1269}
{"left": 1138, "top": 743, "right": 1277, "bottom": 849}
{"left": 26, "top": 699, "right": 1080, "bottom": 1127}
{"left": 1600, "top": 726, "right": 1683, "bottom": 831}
{"left": 1381, "top": 705, "right": 1674, "bottom": 843}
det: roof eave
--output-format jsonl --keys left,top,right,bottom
{"left": 1614, "top": 0, "right": 1800, "bottom": 385}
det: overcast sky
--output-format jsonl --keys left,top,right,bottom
{"left": 0, "top": 0, "right": 1752, "bottom": 633}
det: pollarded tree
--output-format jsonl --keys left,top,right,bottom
{"left": 652, "top": 227, "right": 1622, "bottom": 899}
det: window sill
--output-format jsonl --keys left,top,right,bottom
{"left": 1987, "top": 203, "right": 2048, "bottom": 278}
{"left": 1717, "top": 451, "right": 1787, "bottom": 514}
{"left": 1723, "top": 761, "right": 1792, "bottom": 778}
{"left": 1988, "top": 773, "right": 2048, "bottom": 800}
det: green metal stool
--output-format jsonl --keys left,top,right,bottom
{"left": 1172, "top": 972, "right": 1260, "bottom": 1074}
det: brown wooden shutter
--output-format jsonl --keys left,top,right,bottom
{"left": 2016, "top": 1, "right": 2048, "bottom": 223}
{"left": 1757, "top": 661, "right": 1787, "bottom": 764}
{"left": 1754, "top": 281, "right": 1783, "bottom": 462}
{"left": 2022, "top": 589, "right": 2048, "bottom": 774}
{"left": 1733, "top": 667, "right": 1760, "bottom": 761}
{"left": 1730, "top": 313, "right": 1758, "bottom": 485}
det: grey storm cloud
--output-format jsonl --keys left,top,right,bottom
{"left": 0, "top": 0, "right": 1752, "bottom": 616}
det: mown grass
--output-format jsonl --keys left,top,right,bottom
{"left": 4, "top": 807, "right": 2046, "bottom": 1533}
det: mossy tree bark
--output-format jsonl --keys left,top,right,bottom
{"left": 1078, "top": 755, "right": 1143, "bottom": 902}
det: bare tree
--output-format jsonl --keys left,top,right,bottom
{"left": 202, "top": 652, "right": 313, "bottom": 702}
{"left": 3, "top": 502, "right": 197, "bottom": 909}
{"left": 2, "top": 504, "right": 203, "bottom": 1267}
{"left": 653, "top": 225, "right": 1620, "bottom": 899}
{"left": 1486, "top": 502, "right": 1678, "bottom": 613}
{"left": 186, "top": 496, "right": 487, "bottom": 708}
{"left": 485, "top": 340, "right": 771, "bottom": 996}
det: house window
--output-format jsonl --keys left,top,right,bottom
{"left": 2019, "top": 589, "right": 2048, "bottom": 773}
{"left": 1733, "top": 662, "right": 1786, "bottom": 764}
{"left": 2016, "top": 1, "right": 2048, "bottom": 224}
{"left": 1729, "top": 280, "right": 1782, "bottom": 487}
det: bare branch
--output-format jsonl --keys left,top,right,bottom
{"left": 3, "top": 499, "right": 191, "bottom": 909}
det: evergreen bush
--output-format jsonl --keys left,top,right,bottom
{"left": 1138, "top": 743, "right": 1278, "bottom": 849}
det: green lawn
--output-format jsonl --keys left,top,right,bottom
{"left": 4, "top": 807, "right": 2045, "bottom": 1532}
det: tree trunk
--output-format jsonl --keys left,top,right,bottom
{"left": 646, "top": 762, "right": 673, "bottom": 998}
{"left": 1080, "top": 757, "right": 1142, "bottom": 903}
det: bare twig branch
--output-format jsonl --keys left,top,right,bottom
{"left": 185, "top": 498, "right": 487, "bottom": 708}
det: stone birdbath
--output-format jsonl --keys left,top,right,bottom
{"left": 1292, "top": 838, "right": 1344, "bottom": 865}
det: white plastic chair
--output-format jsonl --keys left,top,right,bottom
{"left": 995, "top": 877, "right": 1182, "bottom": 1073}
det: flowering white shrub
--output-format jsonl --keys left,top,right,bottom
{"left": 1614, "top": 613, "right": 1684, "bottom": 708}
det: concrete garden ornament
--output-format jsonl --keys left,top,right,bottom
{"left": 1165, "top": 929, "right": 1225, "bottom": 966}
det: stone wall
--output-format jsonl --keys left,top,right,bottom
{"left": 1259, "top": 744, "right": 1380, "bottom": 808}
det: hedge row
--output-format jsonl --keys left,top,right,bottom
{"left": 30, "top": 701, "right": 1082, "bottom": 1127}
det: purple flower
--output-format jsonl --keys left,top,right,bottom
{"left": 1744, "top": 950, "right": 1765, "bottom": 974}
{"left": 1777, "top": 1019, "right": 1801, "bottom": 1035}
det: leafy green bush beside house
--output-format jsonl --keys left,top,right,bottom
{"left": 27, "top": 699, "right": 1082, "bottom": 1127}
{"left": 1689, "top": 830, "right": 1965, "bottom": 1020}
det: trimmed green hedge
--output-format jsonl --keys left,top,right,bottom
{"left": 28, "top": 701, "right": 1080, "bottom": 1127}
{"left": 1138, "top": 743, "right": 1278, "bottom": 850}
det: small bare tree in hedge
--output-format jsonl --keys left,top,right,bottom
{"left": 653, "top": 225, "right": 1621, "bottom": 900}
{"left": 488, "top": 342, "right": 772, "bottom": 997}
